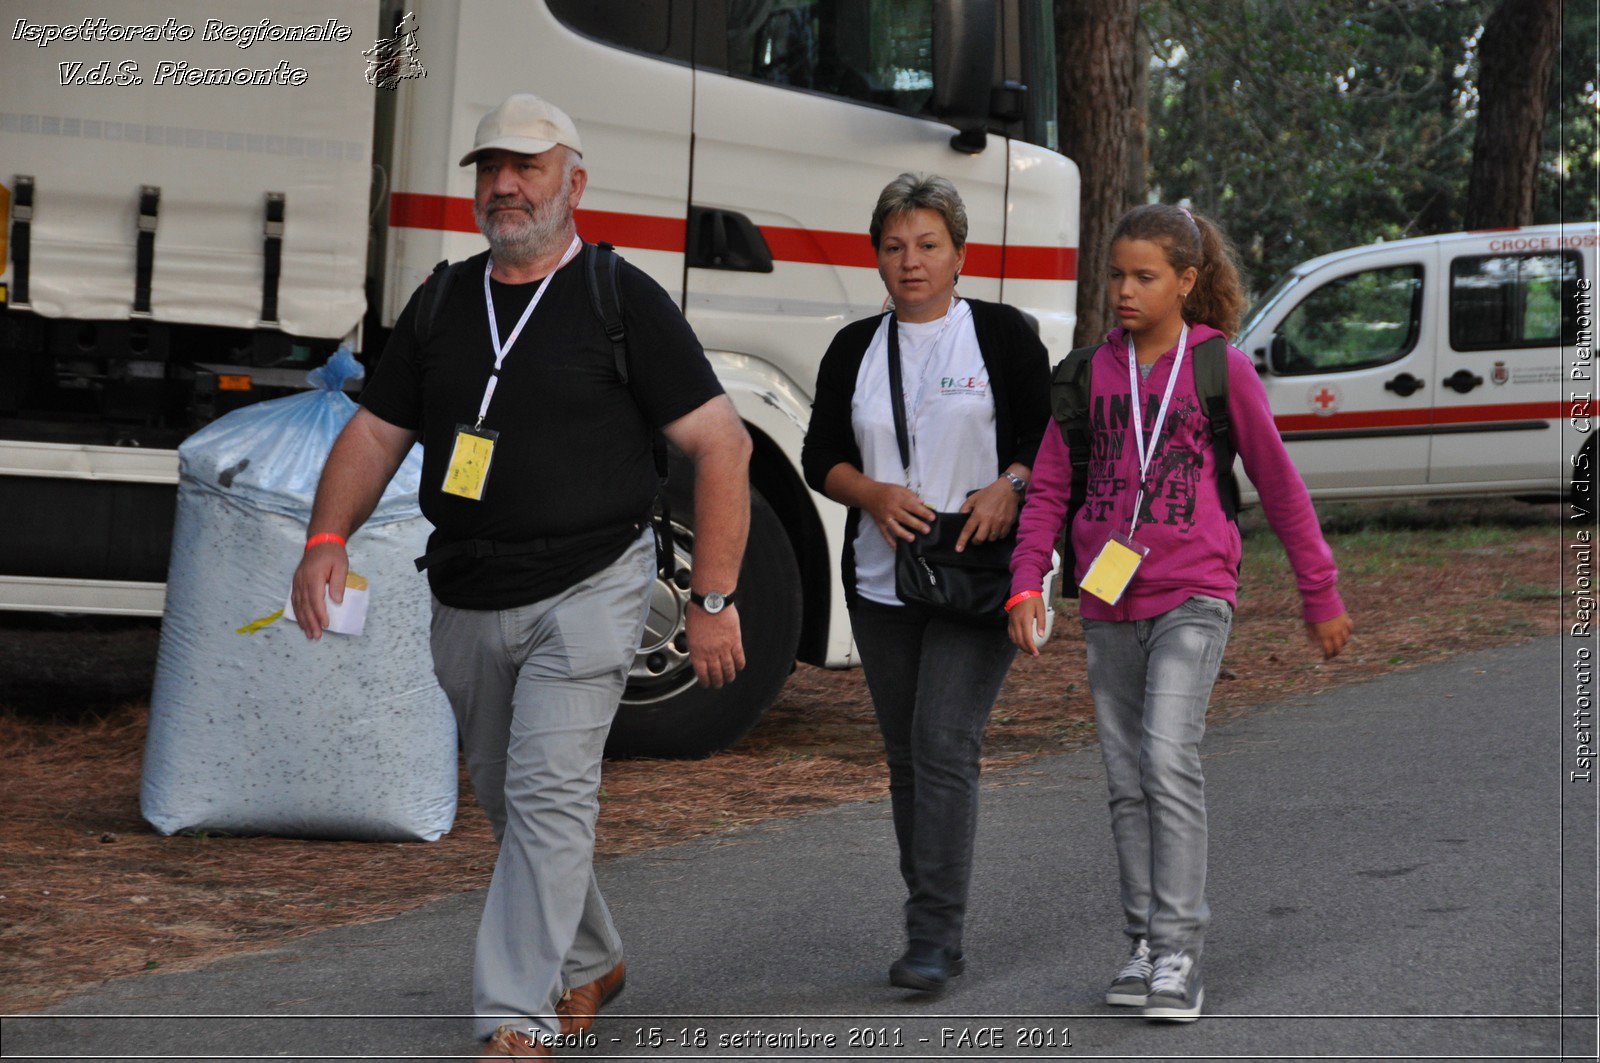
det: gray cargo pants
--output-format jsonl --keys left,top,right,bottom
{"left": 429, "top": 530, "right": 654, "bottom": 1042}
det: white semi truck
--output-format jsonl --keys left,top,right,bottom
{"left": 0, "top": 0, "right": 1081, "bottom": 755}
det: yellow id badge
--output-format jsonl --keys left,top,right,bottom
{"left": 1080, "top": 532, "right": 1150, "bottom": 605}
{"left": 442, "top": 425, "right": 499, "bottom": 501}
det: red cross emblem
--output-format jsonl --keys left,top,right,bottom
{"left": 1306, "top": 383, "right": 1342, "bottom": 415}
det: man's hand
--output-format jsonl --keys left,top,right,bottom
{"left": 1307, "top": 612, "right": 1353, "bottom": 659}
{"left": 662, "top": 395, "right": 752, "bottom": 689}
{"left": 1007, "top": 596, "right": 1048, "bottom": 657}
{"left": 288, "top": 409, "right": 416, "bottom": 640}
{"left": 291, "top": 542, "right": 348, "bottom": 640}
{"left": 686, "top": 604, "right": 746, "bottom": 688}
{"left": 956, "top": 478, "right": 1020, "bottom": 551}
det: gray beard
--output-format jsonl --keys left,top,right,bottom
{"left": 476, "top": 183, "right": 573, "bottom": 266}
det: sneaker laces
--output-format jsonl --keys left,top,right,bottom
{"left": 1149, "top": 952, "right": 1192, "bottom": 996}
{"left": 1117, "top": 938, "right": 1153, "bottom": 982}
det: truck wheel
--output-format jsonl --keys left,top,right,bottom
{"left": 608, "top": 487, "right": 802, "bottom": 758}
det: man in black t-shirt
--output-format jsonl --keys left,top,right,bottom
{"left": 291, "top": 94, "right": 752, "bottom": 1060}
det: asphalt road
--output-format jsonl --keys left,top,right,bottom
{"left": 3, "top": 636, "right": 1595, "bottom": 1062}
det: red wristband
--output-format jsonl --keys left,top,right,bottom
{"left": 1005, "top": 590, "right": 1043, "bottom": 612}
{"left": 305, "top": 533, "right": 347, "bottom": 552}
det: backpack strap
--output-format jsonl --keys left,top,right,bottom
{"left": 1048, "top": 344, "right": 1101, "bottom": 598}
{"left": 412, "top": 258, "right": 465, "bottom": 347}
{"left": 583, "top": 241, "right": 678, "bottom": 581}
{"left": 1190, "top": 335, "right": 1241, "bottom": 523}
{"left": 585, "top": 241, "right": 630, "bottom": 383}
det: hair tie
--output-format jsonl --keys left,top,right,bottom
{"left": 1179, "top": 206, "right": 1194, "bottom": 221}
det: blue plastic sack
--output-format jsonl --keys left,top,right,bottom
{"left": 142, "top": 347, "right": 458, "bottom": 841}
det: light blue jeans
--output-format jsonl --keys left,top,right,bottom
{"left": 1081, "top": 594, "right": 1233, "bottom": 959}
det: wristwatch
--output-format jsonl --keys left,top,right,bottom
{"left": 690, "top": 589, "right": 737, "bottom": 614}
{"left": 1003, "top": 472, "right": 1027, "bottom": 496}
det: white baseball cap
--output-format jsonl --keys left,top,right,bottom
{"left": 459, "top": 93, "right": 583, "bottom": 167}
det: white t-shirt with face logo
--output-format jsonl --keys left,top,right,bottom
{"left": 849, "top": 298, "right": 998, "bottom": 606}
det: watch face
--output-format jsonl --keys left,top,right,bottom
{"left": 703, "top": 591, "right": 726, "bottom": 613}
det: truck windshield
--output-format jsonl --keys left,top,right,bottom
{"left": 1017, "top": 0, "right": 1059, "bottom": 151}
{"left": 726, "top": 0, "right": 937, "bottom": 116}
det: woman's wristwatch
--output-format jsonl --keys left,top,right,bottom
{"left": 1003, "top": 472, "right": 1027, "bottom": 496}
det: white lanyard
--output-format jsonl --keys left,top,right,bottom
{"left": 1125, "top": 323, "right": 1188, "bottom": 535}
{"left": 896, "top": 298, "right": 961, "bottom": 492}
{"left": 475, "top": 234, "right": 582, "bottom": 430}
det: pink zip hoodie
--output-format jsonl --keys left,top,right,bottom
{"left": 1010, "top": 324, "right": 1345, "bottom": 624}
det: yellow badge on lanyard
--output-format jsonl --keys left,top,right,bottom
{"left": 442, "top": 425, "right": 499, "bottom": 501}
{"left": 1080, "top": 531, "right": 1150, "bottom": 605}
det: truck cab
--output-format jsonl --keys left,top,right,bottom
{"left": 0, "top": 0, "right": 1080, "bottom": 755}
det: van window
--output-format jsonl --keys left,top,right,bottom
{"left": 1273, "top": 265, "right": 1424, "bottom": 375}
{"left": 1450, "top": 251, "right": 1583, "bottom": 351}
{"left": 725, "top": 0, "right": 935, "bottom": 116}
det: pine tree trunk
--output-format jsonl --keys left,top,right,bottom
{"left": 1055, "top": 0, "right": 1143, "bottom": 348}
{"left": 1464, "top": 0, "right": 1561, "bottom": 229}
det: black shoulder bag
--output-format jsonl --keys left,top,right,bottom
{"left": 884, "top": 314, "right": 1015, "bottom": 626}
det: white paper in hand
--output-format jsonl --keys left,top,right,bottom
{"left": 284, "top": 572, "right": 370, "bottom": 636}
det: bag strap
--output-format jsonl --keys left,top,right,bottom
{"left": 884, "top": 312, "right": 913, "bottom": 476}
{"left": 1190, "top": 335, "right": 1241, "bottom": 523}
{"left": 583, "top": 241, "right": 677, "bottom": 580}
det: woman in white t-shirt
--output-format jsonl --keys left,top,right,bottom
{"left": 801, "top": 173, "right": 1051, "bottom": 992}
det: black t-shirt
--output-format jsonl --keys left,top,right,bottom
{"left": 360, "top": 247, "right": 722, "bottom": 609}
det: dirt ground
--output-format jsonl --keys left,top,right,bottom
{"left": 0, "top": 498, "right": 1570, "bottom": 1012}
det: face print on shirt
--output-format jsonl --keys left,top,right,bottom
{"left": 1087, "top": 391, "right": 1210, "bottom": 532}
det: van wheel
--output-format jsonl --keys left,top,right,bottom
{"left": 608, "top": 487, "right": 801, "bottom": 758}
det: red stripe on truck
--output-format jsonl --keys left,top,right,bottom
{"left": 388, "top": 193, "right": 1076, "bottom": 280}
{"left": 1274, "top": 400, "right": 1576, "bottom": 434}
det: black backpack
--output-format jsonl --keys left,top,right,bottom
{"left": 1049, "top": 335, "right": 1240, "bottom": 598}
{"left": 408, "top": 243, "right": 677, "bottom": 581}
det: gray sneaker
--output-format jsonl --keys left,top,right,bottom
{"left": 1143, "top": 951, "right": 1203, "bottom": 1022}
{"left": 1105, "top": 937, "right": 1152, "bottom": 1006}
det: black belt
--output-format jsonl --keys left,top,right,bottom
{"left": 414, "top": 520, "right": 645, "bottom": 573}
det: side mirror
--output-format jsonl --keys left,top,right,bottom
{"left": 1267, "top": 334, "right": 1289, "bottom": 375}
{"left": 933, "top": 0, "right": 996, "bottom": 154}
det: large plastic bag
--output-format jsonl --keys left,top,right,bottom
{"left": 141, "top": 348, "right": 457, "bottom": 841}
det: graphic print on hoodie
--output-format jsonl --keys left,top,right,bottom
{"left": 1089, "top": 391, "right": 1209, "bottom": 533}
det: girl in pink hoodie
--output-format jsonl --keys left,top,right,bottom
{"left": 1006, "top": 205, "right": 1353, "bottom": 1023}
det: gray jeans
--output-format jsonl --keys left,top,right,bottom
{"left": 430, "top": 530, "right": 654, "bottom": 1041}
{"left": 849, "top": 599, "right": 1018, "bottom": 953}
{"left": 1081, "top": 594, "right": 1233, "bottom": 960}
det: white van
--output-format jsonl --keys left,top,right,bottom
{"left": 1235, "top": 224, "right": 1595, "bottom": 502}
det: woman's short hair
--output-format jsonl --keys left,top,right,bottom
{"left": 869, "top": 172, "right": 968, "bottom": 250}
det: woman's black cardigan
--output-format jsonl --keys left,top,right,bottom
{"left": 800, "top": 298, "right": 1052, "bottom": 608}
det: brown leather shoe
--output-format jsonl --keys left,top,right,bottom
{"left": 477, "top": 1026, "right": 552, "bottom": 1059}
{"left": 556, "top": 961, "right": 627, "bottom": 1035}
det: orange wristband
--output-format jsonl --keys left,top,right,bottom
{"left": 1005, "top": 590, "right": 1042, "bottom": 612}
{"left": 305, "top": 533, "right": 347, "bottom": 552}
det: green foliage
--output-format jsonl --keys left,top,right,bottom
{"left": 1142, "top": 0, "right": 1597, "bottom": 296}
